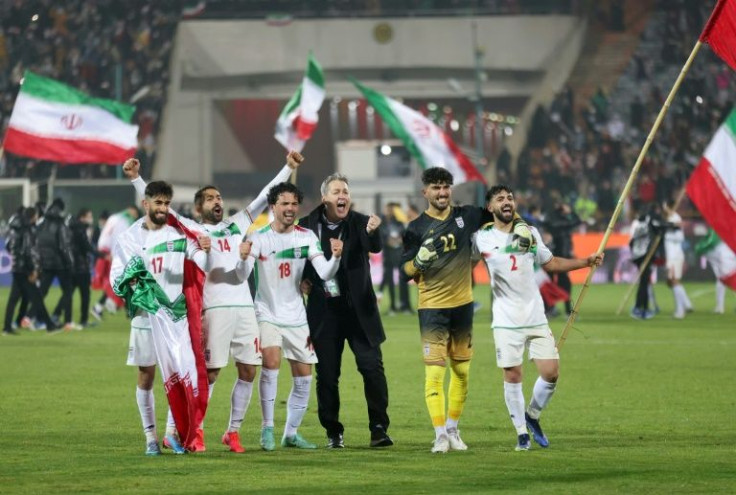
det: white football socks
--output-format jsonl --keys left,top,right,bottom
{"left": 259, "top": 368, "right": 279, "bottom": 428}
{"left": 229, "top": 379, "right": 253, "bottom": 432}
{"left": 715, "top": 280, "right": 726, "bottom": 313}
{"left": 503, "top": 382, "right": 527, "bottom": 435}
{"left": 527, "top": 377, "right": 557, "bottom": 419}
{"left": 136, "top": 387, "right": 157, "bottom": 442}
{"left": 284, "top": 375, "right": 312, "bottom": 438}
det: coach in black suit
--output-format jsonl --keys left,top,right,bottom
{"left": 300, "top": 173, "right": 392, "bottom": 449}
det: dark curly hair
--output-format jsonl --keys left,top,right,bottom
{"left": 145, "top": 181, "right": 173, "bottom": 199}
{"left": 421, "top": 167, "right": 454, "bottom": 186}
{"left": 485, "top": 184, "right": 513, "bottom": 202}
{"left": 267, "top": 182, "right": 303, "bottom": 205}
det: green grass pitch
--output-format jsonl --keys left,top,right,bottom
{"left": 0, "top": 282, "right": 734, "bottom": 494}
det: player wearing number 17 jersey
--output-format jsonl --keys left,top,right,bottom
{"left": 474, "top": 184, "right": 603, "bottom": 451}
{"left": 238, "top": 182, "right": 343, "bottom": 451}
{"left": 123, "top": 152, "right": 303, "bottom": 453}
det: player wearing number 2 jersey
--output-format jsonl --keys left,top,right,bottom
{"left": 123, "top": 151, "right": 303, "bottom": 453}
{"left": 238, "top": 182, "right": 343, "bottom": 451}
{"left": 474, "top": 184, "right": 602, "bottom": 452}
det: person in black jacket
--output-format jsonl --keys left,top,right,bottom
{"left": 299, "top": 172, "right": 392, "bottom": 449}
{"left": 544, "top": 202, "right": 581, "bottom": 315}
{"left": 52, "top": 208, "right": 97, "bottom": 327}
{"left": 35, "top": 198, "right": 76, "bottom": 330}
{"left": 3, "top": 207, "right": 57, "bottom": 335}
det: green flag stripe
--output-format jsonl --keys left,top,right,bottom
{"left": 306, "top": 53, "right": 324, "bottom": 88}
{"left": 209, "top": 223, "right": 242, "bottom": 238}
{"left": 21, "top": 71, "right": 135, "bottom": 123}
{"left": 352, "top": 79, "right": 428, "bottom": 170}
{"left": 148, "top": 238, "right": 188, "bottom": 254}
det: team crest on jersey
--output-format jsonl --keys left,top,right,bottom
{"left": 294, "top": 247, "right": 302, "bottom": 259}
{"left": 455, "top": 217, "right": 464, "bottom": 228}
{"left": 166, "top": 240, "right": 174, "bottom": 252}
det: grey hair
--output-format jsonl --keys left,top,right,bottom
{"left": 320, "top": 173, "right": 350, "bottom": 196}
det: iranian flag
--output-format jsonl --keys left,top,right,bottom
{"left": 695, "top": 229, "right": 736, "bottom": 290}
{"left": 353, "top": 79, "right": 485, "bottom": 184}
{"left": 3, "top": 71, "right": 138, "bottom": 164}
{"left": 687, "top": 109, "right": 736, "bottom": 254}
{"left": 274, "top": 54, "right": 324, "bottom": 152}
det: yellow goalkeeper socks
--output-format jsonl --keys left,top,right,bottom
{"left": 424, "top": 365, "right": 447, "bottom": 429}
{"left": 447, "top": 360, "right": 470, "bottom": 428}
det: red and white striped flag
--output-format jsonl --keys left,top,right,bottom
{"left": 3, "top": 71, "right": 138, "bottom": 164}
{"left": 274, "top": 54, "right": 325, "bottom": 152}
{"left": 353, "top": 79, "right": 485, "bottom": 184}
{"left": 687, "top": 109, "right": 736, "bottom": 254}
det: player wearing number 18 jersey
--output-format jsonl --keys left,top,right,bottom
{"left": 475, "top": 184, "right": 603, "bottom": 451}
{"left": 238, "top": 182, "right": 342, "bottom": 451}
{"left": 123, "top": 152, "right": 303, "bottom": 453}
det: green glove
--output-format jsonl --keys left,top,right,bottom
{"left": 413, "top": 238, "right": 439, "bottom": 271}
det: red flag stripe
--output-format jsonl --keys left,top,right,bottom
{"left": 686, "top": 157, "right": 736, "bottom": 254}
{"left": 3, "top": 127, "right": 136, "bottom": 164}
{"left": 441, "top": 131, "right": 487, "bottom": 184}
{"left": 700, "top": 0, "right": 736, "bottom": 71}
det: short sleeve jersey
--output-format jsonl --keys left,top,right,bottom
{"left": 402, "top": 205, "right": 491, "bottom": 309}
{"left": 474, "top": 225, "right": 553, "bottom": 329}
{"left": 115, "top": 220, "right": 203, "bottom": 329}
{"left": 664, "top": 212, "right": 684, "bottom": 260}
{"left": 250, "top": 224, "right": 324, "bottom": 326}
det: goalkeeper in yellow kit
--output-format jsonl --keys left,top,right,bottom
{"left": 402, "top": 167, "right": 532, "bottom": 453}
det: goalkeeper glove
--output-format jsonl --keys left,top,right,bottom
{"left": 413, "top": 239, "right": 439, "bottom": 271}
{"left": 512, "top": 222, "right": 533, "bottom": 252}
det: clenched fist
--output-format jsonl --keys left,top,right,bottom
{"left": 286, "top": 150, "right": 304, "bottom": 169}
{"left": 239, "top": 240, "right": 253, "bottom": 260}
{"left": 197, "top": 235, "right": 211, "bottom": 253}
{"left": 366, "top": 214, "right": 382, "bottom": 234}
{"left": 330, "top": 238, "right": 344, "bottom": 258}
{"left": 122, "top": 158, "right": 140, "bottom": 180}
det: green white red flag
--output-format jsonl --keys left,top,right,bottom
{"left": 274, "top": 54, "right": 325, "bottom": 152}
{"left": 687, "top": 109, "right": 736, "bottom": 254}
{"left": 353, "top": 79, "right": 485, "bottom": 184}
{"left": 3, "top": 71, "right": 138, "bottom": 164}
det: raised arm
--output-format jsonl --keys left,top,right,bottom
{"left": 245, "top": 151, "right": 304, "bottom": 220}
{"left": 310, "top": 238, "right": 343, "bottom": 280}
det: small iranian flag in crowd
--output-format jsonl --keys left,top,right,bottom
{"left": 687, "top": 109, "right": 736, "bottom": 254}
{"left": 353, "top": 79, "right": 485, "bottom": 184}
{"left": 274, "top": 53, "right": 325, "bottom": 152}
{"left": 3, "top": 71, "right": 139, "bottom": 164}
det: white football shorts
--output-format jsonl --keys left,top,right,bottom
{"left": 493, "top": 324, "right": 559, "bottom": 368}
{"left": 126, "top": 325, "right": 156, "bottom": 367}
{"left": 259, "top": 321, "right": 317, "bottom": 364}
{"left": 203, "top": 306, "right": 262, "bottom": 368}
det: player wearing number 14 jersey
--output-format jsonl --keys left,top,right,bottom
{"left": 123, "top": 151, "right": 303, "bottom": 453}
{"left": 238, "top": 182, "right": 342, "bottom": 451}
{"left": 474, "top": 184, "right": 603, "bottom": 451}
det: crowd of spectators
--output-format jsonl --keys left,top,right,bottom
{"left": 512, "top": 0, "right": 731, "bottom": 230}
{"left": 0, "top": 0, "right": 181, "bottom": 180}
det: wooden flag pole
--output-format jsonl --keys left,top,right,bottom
{"left": 615, "top": 186, "right": 689, "bottom": 315}
{"left": 556, "top": 40, "right": 704, "bottom": 351}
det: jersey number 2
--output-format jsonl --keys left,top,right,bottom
{"left": 510, "top": 255, "right": 518, "bottom": 271}
{"left": 279, "top": 262, "right": 291, "bottom": 278}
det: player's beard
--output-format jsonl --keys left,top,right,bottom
{"left": 201, "top": 205, "right": 222, "bottom": 224}
{"left": 149, "top": 210, "right": 168, "bottom": 226}
{"left": 493, "top": 206, "right": 514, "bottom": 224}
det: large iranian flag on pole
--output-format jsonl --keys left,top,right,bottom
{"left": 353, "top": 79, "right": 485, "bottom": 184}
{"left": 3, "top": 71, "right": 138, "bottom": 164}
{"left": 274, "top": 54, "right": 324, "bottom": 152}
{"left": 687, "top": 109, "right": 736, "bottom": 254}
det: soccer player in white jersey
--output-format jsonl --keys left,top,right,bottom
{"left": 237, "top": 182, "right": 343, "bottom": 451}
{"left": 122, "top": 152, "right": 303, "bottom": 453}
{"left": 662, "top": 201, "right": 693, "bottom": 319}
{"left": 474, "top": 185, "right": 603, "bottom": 451}
{"left": 110, "top": 181, "right": 211, "bottom": 456}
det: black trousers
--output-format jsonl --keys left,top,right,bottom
{"left": 313, "top": 297, "right": 390, "bottom": 437}
{"left": 635, "top": 259, "right": 653, "bottom": 311}
{"left": 54, "top": 272, "right": 91, "bottom": 325}
{"left": 3, "top": 272, "right": 55, "bottom": 331}
{"left": 380, "top": 262, "right": 398, "bottom": 311}
{"left": 39, "top": 269, "right": 74, "bottom": 324}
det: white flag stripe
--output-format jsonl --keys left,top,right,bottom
{"left": 703, "top": 125, "right": 736, "bottom": 200}
{"left": 9, "top": 93, "right": 139, "bottom": 149}
{"left": 299, "top": 76, "right": 325, "bottom": 124}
